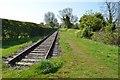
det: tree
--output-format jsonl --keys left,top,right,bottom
{"left": 101, "top": 1, "right": 118, "bottom": 24}
{"left": 44, "top": 12, "right": 58, "bottom": 28}
{"left": 78, "top": 12, "right": 104, "bottom": 38}
{"left": 79, "top": 12, "right": 104, "bottom": 32}
{"left": 117, "top": 1, "right": 120, "bottom": 27}
{"left": 58, "top": 8, "right": 78, "bottom": 28}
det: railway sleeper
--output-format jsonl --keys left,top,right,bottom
{"left": 21, "top": 59, "right": 41, "bottom": 62}
{"left": 26, "top": 54, "right": 45, "bottom": 57}
{"left": 31, "top": 50, "right": 47, "bottom": 53}
{"left": 33, "top": 49, "right": 46, "bottom": 51}
{"left": 25, "top": 54, "right": 45, "bottom": 58}
{"left": 29, "top": 53, "right": 46, "bottom": 56}
{"left": 52, "top": 54, "right": 58, "bottom": 56}
{"left": 25, "top": 56, "right": 45, "bottom": 59}
{"left": 16, "top": 62, "right": 34, "bottom": 66}
{"left": 37, "top": 45, "right": 51, "bottom": 47}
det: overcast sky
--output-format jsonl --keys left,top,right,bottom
{"left": 0, "top": 0, "right": 118, "bottom": 23}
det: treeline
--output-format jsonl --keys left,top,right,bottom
{"left": 56, "top": 2, "right": 119, "bottom": 46}
{"left": 75, "top": 12, "right": 119, "bottom": 45}
{"left": 2, "top": 19, "right": 57, "bottom": 40}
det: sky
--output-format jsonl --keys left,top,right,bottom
{"left": 0, "top": 0, "right": 118, "bottom": 24}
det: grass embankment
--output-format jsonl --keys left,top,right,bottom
{"left": 1, "top": 37, "right": 44, "bottom": 57}
{"left": 58, "top": 28, "right": 118, "bottom": 78}
{"left": 2, "top": 28, "right": 118, "bottom": 78}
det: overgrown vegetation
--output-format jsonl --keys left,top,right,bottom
{"left": 2, "top": 59, "right": 63, "bottom": 78}
{"left": 75, "top": 11, "right": 119, "bottom": 45}
{"left": 35, "top": 60, "right": 63, "bottom": 74}
{"left": 2, "top": 19, "right": 57, "bottom": 40}
{"left": 91, "top": 31, "right": 119, "bottom": 45}
{"left": 57, "top": 2, "right": 119, "bottom": 46}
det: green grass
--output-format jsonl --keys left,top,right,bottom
{"left": 2, "top": 28, "right": 119, "bottom": 78}
{"left": 1, "top": 36, "right": 44, "bottom": 57}
{"left": 58, "top": 28, "right": 118, "bottom": 78}
{"left": 67, "top": 29, "right": 118, "bottom": 71}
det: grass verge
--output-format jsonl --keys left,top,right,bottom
{"left": 2, "top": 36, "right": 44, "bottom": 57}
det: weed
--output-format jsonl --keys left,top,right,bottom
{"left": 35, "top": 60, "right": 63, "bottom": 74}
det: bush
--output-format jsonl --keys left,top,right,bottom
{"left": 35, "top": 60, "right": 63, "bottom": 74}
{"left": 91, "top": 31, "right": 119, "bottom": 45}
{"left": 80, "top": 27, "right": 93, "bottom": 38}
{"left": 74, "top": 30, "right": 81, "bottom": 37}
{"left": 79, "top": 13, "right": 104, "bottom": 32}
{"left": 104, "top": 23, "right": 116, "bottom": 32}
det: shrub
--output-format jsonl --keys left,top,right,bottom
{"left": 35, "top": 60, "right": 63, "bottom": 74}
{"left": 104, "top": 23, "right": 116, "bottom": 32}
{"left": 80, "top": 27, "right": 93, "bottom": 38}
{"left": 91, "top": 31, "right": 119, "bottom": 45}
{"left": 79, "top": 13, "right": 104, "bottom": 32}
{"left": 74, "top": 30, "right": 81, "bottom": 37}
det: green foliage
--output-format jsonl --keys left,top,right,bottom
{"left": 79, "top": 13, "right": 103, "bottom": 32}
{"left": 78, "top": 11, "right": 117, "bottom": 45}
{"left": 63, "top": 15, "right": 73, "bottom": 28}
{"left": 91, "top": 31, "right": 119, "bottom": 45}
{"left": 49, "top": 21, "right": 55, "bottom": 28}
{"left": 59, "top": 28, "right": 68, "bottom": 32}
{"left": 35, "top": 60, "right": 63, "bottom": 74}
{"left": 44, "top": 12, "right": 58, "bottom": 28}
{"left": 80, "top": 27, "right": 93, "bottom": 38}
{"left": 74, "top": 30, "right": 81, "bottom": 37}
{"left": 94, "top": 12, "right": 104, "bottom": 20}
{"left": 78, "top": 12, "right": 104, "bottom": 38}
{"left": 72, "top": 23, "right": 79, "bottom": 29}
{"left": 104, "top": 23, "right": 116, "bottom": 32}
{"left": 59, "top": 8, "right": 78, "bottom": 28}
{"left": 2, "top": 19, "right": 57, "bottom": 39}
{"left": 75, "top": 27, "right": 93, "bottom": 38}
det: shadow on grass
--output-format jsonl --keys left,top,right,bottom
{"left": 2, "top": 30, "right": 56, "bottom": 49}
{"left": 2, "top": 36, "right": 44, "bottom": 49}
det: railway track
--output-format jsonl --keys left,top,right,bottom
{"left": 4, "top": 31, "right": 60, "bottom": 69}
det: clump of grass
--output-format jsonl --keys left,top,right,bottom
{"left": 35, "top": 60, "right": 63, "bottom": 74}
{"left": 59, "top": 28, "right": 68, "bottom": 32}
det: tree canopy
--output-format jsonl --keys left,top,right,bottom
{"left": 101, "top": 1, "right": 118, "bottom": 24}
{"left": 58, "top": 8, "right": 78, "bottom": 28}
{"left": 78, "top": 12, "right": 104, "bottom": 38}
{"left": 44, "top": 12, "right": 58, "bottom": 28}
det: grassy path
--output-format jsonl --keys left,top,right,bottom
{"left": 57, "top": 29, "right": 118, "bottom": 78}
